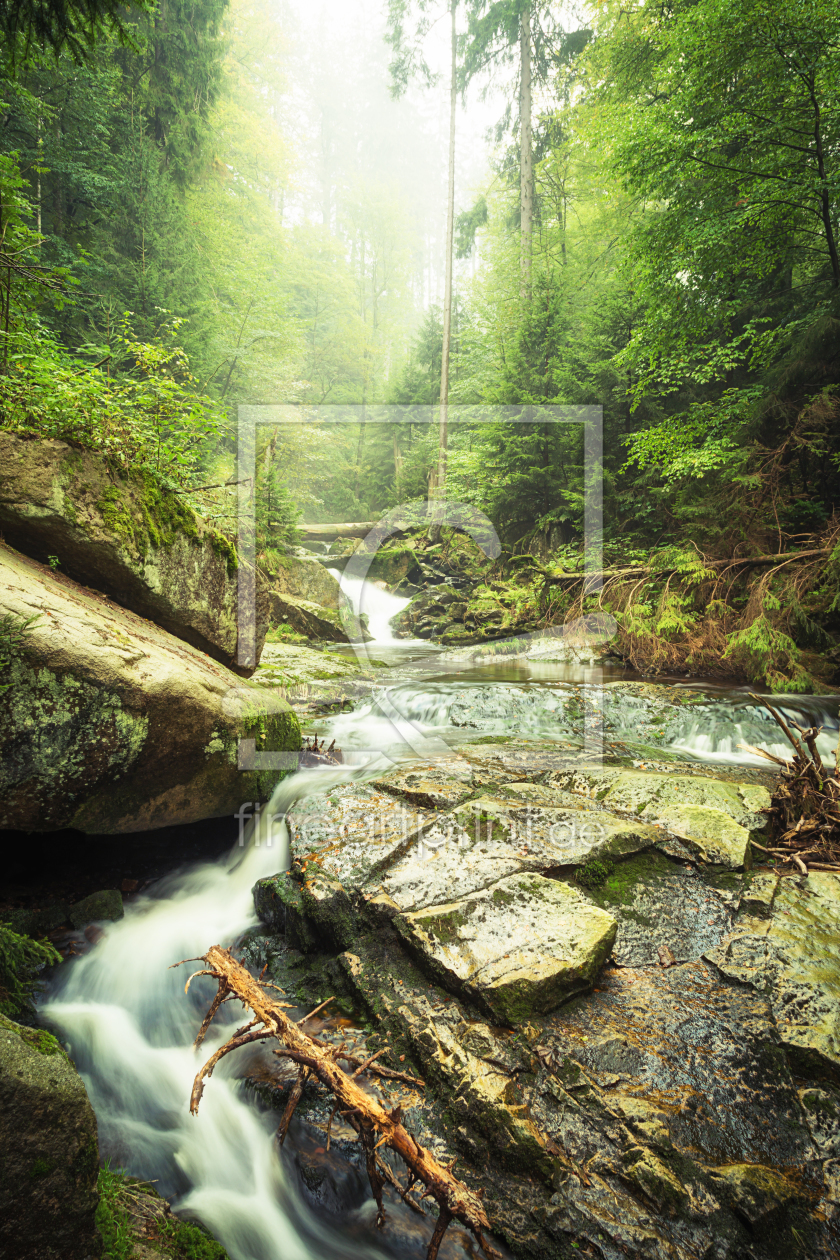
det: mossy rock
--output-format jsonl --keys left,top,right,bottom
{"left": 0, "top": 1014, "right": 100, "bottom": 1259}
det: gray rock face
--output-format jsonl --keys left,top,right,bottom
{"left": 706, "top": 871, "right": 840, "bottom": 1079}
{"left": 394, "top": 873, "right": 618, "bottom": 1023}
{"left": 0, "top": 545, "right": 300, "bottom": 833}
{"left": 544, "top": 766, "right": 769, "bottom": 869}
{"left": 69, "top": 889, "right": 123, "bottom": 929}
{"left": 0, "top": 431, "right": 264, "bottom": 676}
{"left": 0, "top": 1015, "right": 100, "bottom": 1260}
{"left": 270, "top": 557, "right": 341, "bottom": 608}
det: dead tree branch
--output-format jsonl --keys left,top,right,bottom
{"left": 750, "top": 694, "right": 840, "bottom": 871}
{"left": 177, "top": 946, "right": 499, "bottom": 1260}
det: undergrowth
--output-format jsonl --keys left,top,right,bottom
{"left": 0, "top": 923, "right": 61, "bottom": 1018}
{"left": 97, "top": 1164, "right": 228, "bottom": 1260}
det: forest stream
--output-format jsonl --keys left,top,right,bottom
{"left": 38, "top": 581, "right": 840, "bottom": 1260}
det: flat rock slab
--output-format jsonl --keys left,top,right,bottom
{"left": 543, "top": 767, "right": 768, "bottom": 869}
{"left": 454, "top": 742, "right": 585, "bottom": 778}
{"left": 581, "top": 851, "right": 736, "bottom": 967}
{"left": 370, "top": 757, "right": 504, "bottom": 811}
{"left": 287, "top": 784, "right": 433, "bottom": 890}
{"left": 548, "top": 766, "right": 770, "bottom": 831}
{"left": 394, "top": 873, "right": 618, "bottom": 1024}
{"left": 256, "top": 643, "right": 361, "bottom": 686}
{"left": 362, "top": 796, "right": 659, "bottom": 915}
{"left": 707, "top": 871, "right": 840, "bottom": 1079}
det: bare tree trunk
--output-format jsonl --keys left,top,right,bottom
{"left": 520, "top": 1, "right": 533, "bottom": 297}
{"left": 435, "top": 0, "right": 457, "bottom": 505}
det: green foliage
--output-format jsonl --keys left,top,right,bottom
{"left": 96, "top": 1165, "right": 228, "bottom": 1260}
{"left": 0, "top": 315, "right": 230, "bottom": 487}
{"left": 0, "top": 923, "right": 61, "bottom": 1018}
{"left": 0, "top": 0, "right": 153, "bottom": 61}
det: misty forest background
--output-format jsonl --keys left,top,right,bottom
{"left": 1, "top": 0, "right": 840, "bottom": 691}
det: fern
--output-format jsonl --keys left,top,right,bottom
{"left": 0, "top": 923, "right": 61, "bottom": 1018}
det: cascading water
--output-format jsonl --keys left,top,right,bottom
{"left": 38, "top": 574, "right": 840, "bottom": 1258}
{"left": 329, "top": 569, "right": 416, "bottom": 646}
{"left": 42, "top": 769, "right": 396, "bottom": 1260}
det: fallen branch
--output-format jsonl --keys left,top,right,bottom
{"left": 177, "top": 946, "right": 499, "bottom": 1260}
{"left": 749, "top": 694, "right": 840, "bottom": 870}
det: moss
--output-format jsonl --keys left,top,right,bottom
{"left": 0, "top": 927, "right": 62, "bottom": 1019}
{"left": 29, "top": 1157, "right": 54, "bottom": 1178}
{"left": 32, "top": 1028, "right": 64, "bottom": 1055}
{"left": 96, "top": 470, "right": 231, "bottom": 569}
{"left": 582, "top": 851, "right": 682, "bottom": 919}
{"left": 209, "top": 529, "right": 238, "bottom": 576}
{"left": 96, "top": 1166, "right": 229, "bottom": 1260}
{"left": 577, "top": 858, "right": 615, "bottom": 889}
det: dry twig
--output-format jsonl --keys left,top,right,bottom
{"left": 749, "top": 694, "right": 840, "bottom": 871}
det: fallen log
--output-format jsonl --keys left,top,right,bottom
{"left": 301, "top": 522, "right": 375, "bottom": 541}
{"left": 175, "top": 945, "right": 499, "bottom": 1260}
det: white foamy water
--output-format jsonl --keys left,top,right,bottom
{"left": 42, "top": 770, "right": 388, "bottom": 1260}
{"left": 330, "top": 570, "right": 413, "bottom": 645}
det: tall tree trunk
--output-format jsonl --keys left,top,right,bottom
{"left": 435, "top": 0, "right": 457, "bottom": 503}
{"left": 519, "top": 1, "right": 533, "bottom": 297}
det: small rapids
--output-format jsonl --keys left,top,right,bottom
{"left": 321, "top": 678, "right": 840, "bottom": 769}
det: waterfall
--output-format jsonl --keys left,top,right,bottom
{"left": 42, "top": 770, "right": 389, "bottom": 1260}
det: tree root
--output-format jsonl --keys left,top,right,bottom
{"left": 176, "top": 945, "right": 500, "bottom": 1260}
{"left": 749, "top": 694, "right": 840, "bottom": 870}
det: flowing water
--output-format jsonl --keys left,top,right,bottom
{"left": 42, "top": 577, "right": 839, "bottom": 1259}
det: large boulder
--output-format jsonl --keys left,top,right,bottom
{"left": 0, "top": 432, "right": 266, "bottom": 676}
{"left": 268, "top": 590, "right": 350, "bottom": 642}
{"left": 268, "top": 590, "right": 372, "bottom": 643}
{"left": 270, "top": 556, "right": 341, "bottom": 608}
{"left": 0, "top": 1014, "right": 100, "bottom": 1260}
{"left": 0, "top": 544, "right": 300, "bottom": 833}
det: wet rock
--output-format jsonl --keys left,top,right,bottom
{"left": 367, "top": 797, "right": 659, "bottom": 917}
{"left": 581, "top": 851, "right": 735, "bottom": 967}
{"left": 269, "top": 556, "right": 341, "bottom": 608}
{"left": 286, "top": 784, "right": 435, "bottom": 890}
{"left": 706, "top": 871, "right": 840, "bottom": 1080}
{"left": 0, "top": 1014, "right": 100, "bottom": 1260}
{"left": 69, "top": 888, "right": 123, "bottom": 929}
{"left": 544, "top": 766, "right": 768, "bottom": 869}
{"left": 548, "top": 765, "right": 771, "bottom": 833}
{"left": 0, "top": 545, "right": 300, "bottom": 834}
{"left": 370, "top": 758, "right": 490, "bottom": 811}
{"left": 455, "top": 742, "right": 584, "bottom": 778}
{"left": 393, "top": 873, "right": 617, "bottom": 1023}
{"left": 739, "top": 870, "right": 780, "bottom": 918}
{"left": 254, "top": 868, "right": 355, "bottom": 952}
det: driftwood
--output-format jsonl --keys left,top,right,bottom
{"left": 175, "top": 946, "right": 499, "bottom": 1260}
{"left": 743, "top": 694, "right": 840, "bottom": 871}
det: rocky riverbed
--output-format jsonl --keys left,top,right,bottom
{"left": 240, "top": 747, "right": 840, "bottom": 1260}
